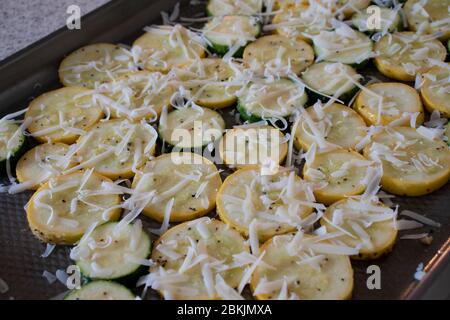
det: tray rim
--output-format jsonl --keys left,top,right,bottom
{"left": 0, "top": 0, "right": 449, "bottom": 300}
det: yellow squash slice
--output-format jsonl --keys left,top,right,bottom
{"left": 74, "top": 119, "right": 158, "bottom": 179}
{"left": 27, "top": 170, "right": 121, "bottom": 244}
{"left": 364, "top": 126, "right": 450, "bottom": 196}
{"left": 374, "top": 32, "right": 446, "bottom": 81}
{"left": 25, "top": 87, "right": 104, "bottom": 144}
{"left": 59, "top": 43, "right": 137, "bottom": 89}
{"left": 303, "top": 149, "right": 378, "bottom": 205}
{"left": 250, "top": 232, "right": 354, "bottom": 300}
{"left": 322, "top": 197, "right": 397, "bottom": 260}
{"left": 353, "top": 82, "right": 424, "bottom": 126}
{"left": 149, "top": 218, "right": 249, "bottom": 300}
{"left": 217, "top": 166, "right": 314, "bottom": 242}
{"left": 132, "top": 152, "right": 222, "bottom": 222}
{"left": 420, "top": 64, "right": 450, "bottom": 117}
{"left": 132, "top": 25, "right": 205, "bottom": 73}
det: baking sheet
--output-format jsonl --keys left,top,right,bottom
{"left": 0, "top": 0, "right": 449, "bottom": 300}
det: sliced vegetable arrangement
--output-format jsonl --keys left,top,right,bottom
{"left": 1, "top": 0, "right": 450, "bottom": 301}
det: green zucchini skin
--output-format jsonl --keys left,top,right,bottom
{"left": 305, "top": 86, "right": 359, "bottom": 105}
{"left": 208, "top": 43, "right": 246, "bottom": 59}
{"left": 205, "top": 20, "right": 261, "bottom": 58}
{"left": 237, "top": 102, "right": 263, "bottom": 123}
{"left": 0, "top": 135, "right": 28, "bottom": 174}
{"left": 75, "top": 222, "right": 152, "bottom": 285}
{"left": 64, "top": 280, "right": 135, "bottom": 300}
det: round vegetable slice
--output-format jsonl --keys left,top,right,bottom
{"left": 131, "top": 152, "right": 222, "bottom": 222}
{"left": 271, "top": 4, "right": 332, "bottom": 42}
{"left": 364, "top": 127, "right": 450, "bottom": 196}
{"left": 149, "top": 218, "right": 249, "bottom": 300}
{"left": 303, "top": 149, "right": 378, "bottom": 205}
{"left": 132, "top": 25, "right": 205, "bottom": 73}
{"left": 243, "top": 35, "right": 314, "bottom": 75}
{"left": 26, "top": 170, "right": 121, "bottom": 244}
{"left": 72, "top": 221, "right": 151, "bottom": 281}
{"left": 301, "top": 62, "right": 361, "bottom": 103}
{"left": 203, "top": 15, "right": 261, "bottom": 57}
{"left": 237, "top": 78, "right": 307, "bottom": 122}
{"left": 74, "top": 119, "right": 158, "bottom": 180}
{"left": 59, "top": 43, "right": 137, "bottom": 89}
{"left": 207, "top": 0, "right": 263, "bottom": 16}
{"left": 25, "top": 87, "right": 104, "bottom": 144}
{"left": 217, "top": 166, "right": 314, "bottom": 242}
{"left": 374, "top": 32, "right": 447, "bottom": 81}
{"left": 294, "top": 103, "right": 367, "bottom": 152}
{"left": 158, "top": 106, "right": 225, "bottom": 149}
{"left": 404, "top": 0, "right": 450, "bottom": 41}
{"left": 64, "top": 281, "right": 136, "bottom": 300}
{"left": 250, "top": 232, "right": 354, "bottom": 300}
{"left": 16, "top": 143, "right": 75, "bottom": 190}
{"left": 351, "top": 5, "right": 402, "bottom": 33}
{"left": 0, "top": 120, "right": 25, "bottom": 167}
{"left": 321, "top": 197, "right": 398, "bottom": 260}
{"left": 218, "top": 125, "right": 288, "bottom": 169}
{"left": 178, "top": 59, "right": 239, "bottom": 109}
{"left": 420, "top": 64, "right": 450, "bottom": 117}
{"left": 353, "top": 82, "right": 424, "bottom": 126}
{"left": 96, "top": 71, "right": 173, "bottom": 121}
{"left": 312, "top": 27, "right": 373, "bottom": 67}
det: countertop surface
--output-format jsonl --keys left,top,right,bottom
{"left": 0, "top": 0, "right": 109, "bottom": 61}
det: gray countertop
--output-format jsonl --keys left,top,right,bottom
{"left": 0, "top": 0, "right": 109, "bottom": 61}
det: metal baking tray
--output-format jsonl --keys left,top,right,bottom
{"left": 0, "top": 0, "right": 449, "bottom": 300}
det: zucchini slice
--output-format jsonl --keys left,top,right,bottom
{"left": 374, "top": 32, "right": 447, "bottom": 82}
{"left": 303, "top": 149, "right": 377, "bottom": 205}
{"left": 404, "top": 0, "right": 450, "bottom": 41}
{"left": 321, "top": 197, "right": 398, "bottom": 260}
{"left": 312, "top": 27, "right": 373, "bottom": 67}
{"left": 72, "top": 221, "right": 151, "bottom": 281}
{"left": 420, "top": 64, "right": 450, "bottom": 117}
{"left": 353, "top": 82, "right": 424, "bottom": 126}
{"left": 0, "top": 120, "right": 25, "bottom": 167}
{"left": 203, "top": 16, "right": 261, "bottom": 57}
{"left": 178, "top": 59, "right": 239, "bottom": 109}
{"left": 216, "top": 166, "right": 314, "bottom": 242}
{"left": 218, "top": 125, "right": 288, "bottom": 169}
{"left": 64, "top": 281, "right": 136, "bottom": 300}
{"left": 59, "top": 43, "right": 137, "bottom": 89}
{"left": 149, "top": 218, "right": 249, "bottom": 300}
{"left": 74, "top": 119, "right": 158, "bottom": 180}
{"left": 351, "top": 5, "right": 402, "bottom": 34}
{"left": 243, "top": 35, "right": 314, "bottom": 75}
{"left": 26, "top": 171, "right": 122, "bottom": 244}
{"left": 132, "top": 25, "right": 205, "bottom": 73}
{"left": 207, "top": 0, "right": 263, "bottom": 16}
{"left": 301, "top": 62, "right": 361, "bottom": 102}
{"left": 16, "top": 143, "right": 75, "bottom": 190}
{"left": 25, "top": 87, "right": 104, "bottom": 144}
{"left": 237, "top": 78, "right": 308, "bottom": 122}
{"left": 250, "top": 233, "right": 354, "bottom": 300}
{"left": 272, "top": 4, "right": 332, "bottom": 42}
{"left": 97, "top": 71, "right": 173, "bottom": 121}
{"left": 158, "top": 106, "right": 225, "bottom": 149}
{"left": 294, "top": 103, "right": 367, "bottom": 152}
{"left": 363, "top": 126, "right": 450, "bottom": 196}
{"left": 131, "top": 152, "right": 222, "bottom": 222}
